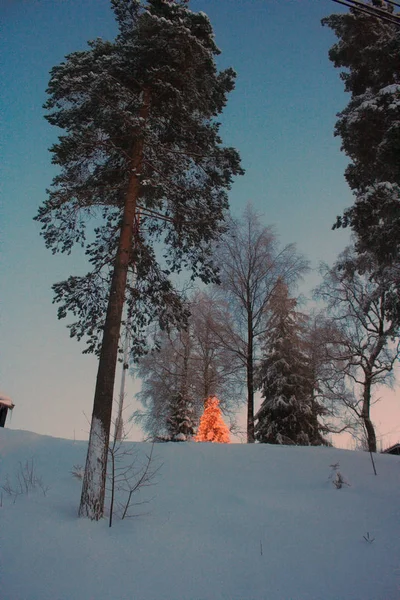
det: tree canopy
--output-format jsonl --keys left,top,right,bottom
{"left": 37, "top": 0, "right": 243, "bottom": 357}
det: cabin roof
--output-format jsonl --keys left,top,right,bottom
{"left": 0, "top": 394, "right": 14, "bottom": 409}
{"left": 382, "top": 443, "right": 400, "bottom": 454}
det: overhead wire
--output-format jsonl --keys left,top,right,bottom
{"left": 349, "top": 0, "right": 400, "bottom": 23}
{"left": 385, "top": 0, "right": 400, "bottom": 9}
{"left": 335, "top": 0, "right": 400, "bottom": 25}
{"left": 329, "top": 0, "right": 400, "bottom": 26}
{"left": 330, "top": 0, "right": 399, "bottom": 24}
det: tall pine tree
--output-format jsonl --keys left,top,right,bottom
{"left": 255, "top": 281, "right": 326, "bottom": 446}
{"left": 37, "top": 0, "right": 242, "bottom": 519}
{"left": 323, "top": 3, "right": 400, "bottom": 281}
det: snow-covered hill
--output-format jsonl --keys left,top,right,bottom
{"left": 1, "top": 429, "right": 399, "bottom": 600}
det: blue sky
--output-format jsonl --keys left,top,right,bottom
{"left": 2, "top": 0, "right": 399, "bottom": 445}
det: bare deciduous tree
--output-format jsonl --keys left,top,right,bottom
{"left": 315, "top": 247, "right": 400, "bottom": 452}
{"left": 304, "top": 312, "right": 358, "bottom": 438}
{"left": 133, "top": 291, "right": 242, "bottom": 440}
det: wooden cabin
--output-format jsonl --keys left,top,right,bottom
{"left": 0, "top": 394, "right": 14, "bottom": 427}
{"left": 382, "top": 443, "right": 400, "bottom": 456}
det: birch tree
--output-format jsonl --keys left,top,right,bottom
{"left": 212, "top": 205, "right": 309, "bottom": 442}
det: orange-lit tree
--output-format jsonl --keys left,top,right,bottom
{"left": 195, "top": 396, "right": 230, "bottom": 443}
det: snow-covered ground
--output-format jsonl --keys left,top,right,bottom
{"left": 1, "top": 429, "right": 399, "bottom": 600}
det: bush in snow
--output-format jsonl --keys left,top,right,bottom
{"left": 329, "top": 462, "right": 350, "bottom": 489}
{"left": 1, "top": 458, "right": 49, "bottom": 503}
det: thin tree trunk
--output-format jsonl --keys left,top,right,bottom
{"left": 180, "top": 329, "right": 191, "bottom": 400}
{"left": 203, "top": 349, "right": 211, "bottom": 400}
{"left": 361, "top": 300, "right": 386, "bottom": 455}
{"left": 247, "top": 312, "right": 255, "bottom": 443}
{"left": 177, "top": 329, "right": 191, "bottom": 438}
{"left": 361, "top": 375, "right": 377, "bottom": 453}
{"left": 79, "top": 89, "right": 151, "bottom": 520}
{"left": 203, "top": 366, "right": 209, "bottom": 400}
{"left": 108, "top": 443, "right": 116, "bottom": 528}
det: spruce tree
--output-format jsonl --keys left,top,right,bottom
{"left": 166, "top": 392, "right": 195, "bottom": 441}
{"left": 255, "top": 281, "right": 326, "bottom": 446}
{"left": 195, "top": 396, "right": 230, "bottom": 443}
{"left": 37, "top": 0, "right": 242, "bottom": 519}
{"left": 323, "top": 3, "right": 400, "bottom": 275}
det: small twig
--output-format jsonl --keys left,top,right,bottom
{"left": 70, "top": 465, "right": 84, "bottom": 480}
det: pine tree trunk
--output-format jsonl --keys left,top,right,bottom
{"left": 247, "top": 311, "right": 255, "bottom": 443}
{"left": 79, "top": 89, "right": 151, "bottom": 520}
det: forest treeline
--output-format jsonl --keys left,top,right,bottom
{"left": 133, "top": 205, "right": 399, "bottom": 453}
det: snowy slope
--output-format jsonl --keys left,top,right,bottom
{"left": 1, "top": 429, "right": 399, "bottom": 600}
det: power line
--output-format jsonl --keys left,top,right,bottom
{"left": 330, "top": 0, "right": 400, "bottom": 24}
{"left": 386, "top": 0, "right": 400, "bottom": 9}
{"left": 334, "top": 0, "right": 400, "bottom": 24}
{"left": 329, "top": 0, "right": 400, "bottom": 27}
{"left": 349, "top": 0, "right": 400, "bottom": 22}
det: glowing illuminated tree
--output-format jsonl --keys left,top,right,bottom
{"left": 195, "top": 396, "right": 230, "bottom": 443}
